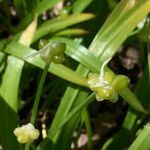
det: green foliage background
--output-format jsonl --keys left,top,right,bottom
{"left": 0, "top": 0, "right": 150, "bottom": 149}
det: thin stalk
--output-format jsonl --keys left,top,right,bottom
{"left": 30, "top": 63, "right": 50, "bottom": 124}
{"left": 83, "top": 110, "right": 93, "bottom": 150}
{"left": 25, "top": 63, "right": 50, "bottom": 150}
{"left": 50, "top": 93, "right": 95, "bottom": 137}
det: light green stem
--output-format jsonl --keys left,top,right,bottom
{"left": 83, "top": 110, "right": 93, "bottom": 150}
{"left": 30, "top": 63, "right": 50, "bottom": 124}
{"left": 25, "top": 63, "right": 50, "bottom": 150}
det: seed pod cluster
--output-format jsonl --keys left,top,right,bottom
{"left": 38, "top": 39, "right": 66, "bottom": 64}
{"left": 87, "top": 71, "right": 130, "bottom": 103}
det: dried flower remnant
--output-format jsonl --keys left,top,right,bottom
{"left": 14, "top": 123, "right": 39, "bottom": 144}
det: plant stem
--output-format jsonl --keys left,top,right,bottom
{"left": 25, "top": 63, "right": 50, "bottom": 150}
{"left": 30, "top": 63, "right": 50, "bottom": 124}
{"left": 83, "top": 110, "right": 93, "bottom": 150}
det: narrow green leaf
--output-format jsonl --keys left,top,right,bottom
{"left": 33, "top": 13, "right": 94, "bottom": 42}
{"left": 102, "top": 109, "right": 138, "bottom": 150}
{"left": 0, "top": 17, "right": 37, "bottom": 106}
{"left": 120, "top": 88, "right": 147, "bottom": 113}
{"left": 100, "top": 0, "right": 139, "bottom": 33}
{"left": 0, "top": 39, "right": 8, "bottom": 51}
{"left": 0, "top": 96, "right": 20, "bottom": 150}
{"left": 83, "top": 110, "right": 93, "bottom": 150}
{"left": 19, "top": 16, "right": 38, "bottom": 45}
{"left": 50, "top": 93, "right": 95, "bottom": 137}
{"left": 24, "top": 0, "right": 40, "bottom": 14}
{"left": 46, "top": 65, "right": 89, "bottom": 148}
{"left": 13, "top": 0, "right": 25, "bottom": 17}
{"left": 89, "top": 0, "right": 150, "bottom": 62}
{"left": 0, "top": 17, "right": 37, "bottom": 150}
{"left": 48, "top": 65, "right": 89, "bottom": 134}
{"left": 0, "top": 57, "right": 24, "bottom": 111}
{"left": 55, "top": 28, "right": 89, "bottom": 36}
{"left": 129, "top": 122, "right": 150, "bottom": 150}
{"left": 72, "top": 0, "right": 93, "bottom": 13}
{"left": 4, "top": 42, "right": 87, "bottom": 87}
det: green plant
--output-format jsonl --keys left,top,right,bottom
{"left": 0, "top": 0, "right": 150, "bottom": 150}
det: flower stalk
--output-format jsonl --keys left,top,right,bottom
{"left": 25, "top": 39, "right": 66, "bottom": 150}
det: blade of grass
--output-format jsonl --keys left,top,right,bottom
{"left": 0, "top": 16, "right": 37, "bottom": 114}
{"left": 0, "top": 17, "right": 37, "bottom": 150}
{"left": 37, "top": 68, "right": 90, "bottom": 150}
{"left": 4, "top": 42, "right": 87, "bottom": 87}
{"left": 119, "top": 88, "right": 147, "bottom": 113}
{"left": 13, "top": 0, "right": 25, "bottom": 17}
{"left": 41, "top": 65, "right": 89, "bottom": 149}
{"left": 102, "top": 109, "right": 138, "bottom": 150}
{"left": 25, "top": 0, "right": 40, "bottom": 14}
{"left": 100, "top": 0, "right": 139, "bottom": 33}
{"left": 0, "top": 96, "right": 21, "bottom": 150}
{"left": 48, "top": 65, "right": 89, "bottom": 136}
{"left": 32, "top": 13, "right": 94, "bottom": 42}
{"left": 89, "top": 0, "right": 150, "bottom": 61}
{"left": 83, "top": 110, "right": 93, "bottom": 150}
{"left": 128, "top": 122, "right": 150, "bottom": 150}
{"left": 55, "top": 28, "right": 89, "bottom": 36}
{"left": 0, "top": 39, "right": 8, "bottom": 51}
{"left": 72, "top": 0, "right": 93, "bottom": 13}
{"left": 50, "top": 93, "right": 95, "bottom": 137}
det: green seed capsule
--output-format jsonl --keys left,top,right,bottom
{"left": 38, "top": 39, "right": 49, "bottom": 50}
{"left": 52, "top": 55, "right": 65, "bottom": 64}
{"left": 97, "top": 86, "right": 112, "bottom": 100}
{"left": 51, "top": 42, "right": 66, "bottom": 55}
{"left": 109, "top": 88, "right": 118, "bottom": 103}
{"left": 40, "top": 46, "right": 52, "bottom": 64}
{"left": 112, "top": 75, "right": 130, "bottom": 92}
{"left": 104, "top": 71, "right": 115, "bottom": 84}
{"left": 96, "top": 86, "right": 118, "bottom": 103}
